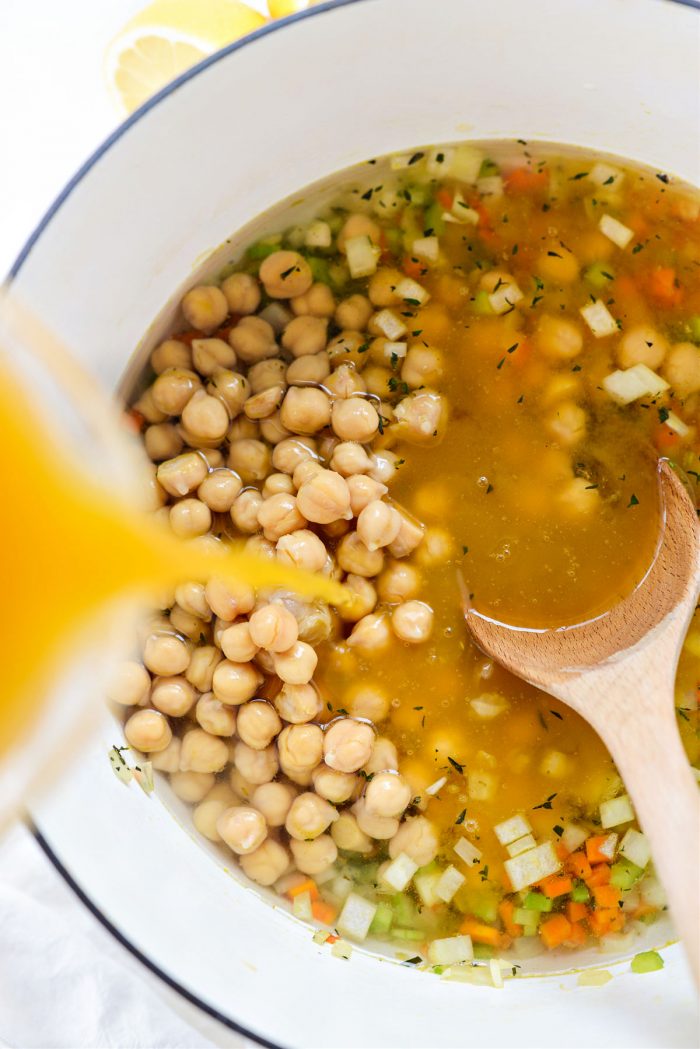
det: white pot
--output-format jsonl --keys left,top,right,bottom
{"left": 9, "top": 0, "right": 699, "bottom": 1044}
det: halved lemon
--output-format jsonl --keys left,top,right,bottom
{"left": 105, "top": 0, "right": 267, "bottom": 114}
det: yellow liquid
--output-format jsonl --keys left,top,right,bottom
{"left": 1, "top": 366, "right": 344, "bottom": 758}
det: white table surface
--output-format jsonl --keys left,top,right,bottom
{"left": 0, "top": 2, "right": 265, "bottom": 1045}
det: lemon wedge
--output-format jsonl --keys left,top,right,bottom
{"left": 267, "top": 0, "right": 322, "bottom": 15}
{"left": 105, "top": 0, "right": 267, "bottom": 113}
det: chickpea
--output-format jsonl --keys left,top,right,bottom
{"left": 262, "top": 473, "right": 295, "bottom": 499}
{"left": 337, "top": 532, "right": 384, "bottom": 577}
{"left": 331, "top": 397, "right": 379, "bottom": 442}
{"left": 180, "top": 728, "right": 229, "bottom": 774}
{"left": 356, "top": 500, "right": 402, "bottom": 551}
{"left": 228, "top": 315, "right": 277, "bottom": 365}
{"left": 143, "top": 633, "right": 190, "bottom": 676}
{"left": 192, "top": 798, "right": 229, "bottom": 842}
{"left": 377, "top": 560, "right": 421, "bottom": 603}
{"left": 278, "top": 387, "right": 330, "bottom": 437}
{"left": 247, "top": 603, "right": 298, "bottom": 653}
{"left": 286, "top": 352, "right": 331, "bottom": 386}
{"left": 338, "top": 574, "right": 377, "bottom": 623}
{"left": 389, "top": 815, "right": 439, "bottom": 866}
{"left": 290, "top": 835, "right": 338, "bottom": 876}
{"left": 276, "top": 529, "right": 328, "bottom": 573}
{"left": 191, "top": 337, "right": 237, "bottom": 377}
{"left": 195, "top": 692, "right": 237, "bottom": 736}
{"left": 537, "top": 244, "right": 580, "bottom": 284}
{"left": 312, "top": 765, "right": 358, "bottom": 804}
{"left": 169, "top": 498, "right": 212, "bottom": 539}
{"left": 345, "top": 683, "right": 390, "bottom": 722}
{"left": 237, "top": 700, "right": 282, "bottom": 750}
{"left": 251, "top": 781, "right": 296, "bottom": 827}
{"left": 663, "top": 341, "right": 700, "bottom": 396}
{"left": 338, "top": 213, "right": 380, "bottom": 253}
{"left": 107, "top": 661, "right": 150, "bottom": 707}
{"left": 273, "top": 641, "right": 318, "bottom": 685}
{"left": 233, "top": 741, "right": 279, "bottom": 785}
{"left": 331, "top": 812, "right": 373, "bottom": 854}
{"left": 361, "top": 366, "right": 393, "bottom": 398}
{"left": 221, "top": 272, "right": 261, "bottom": 315}
{"left": 170, "top": 770, "right": 215, "bottom": 803}
{"left": 218, "top": 622, "right": 256, "bottom": 664}
{"left": 205, "top": 577, "right": 255, "bottom": 621}
{"left": 208, "top": 369, "right": 250, "bottom": 416}
{"left": 150, "top": 736, "right": 181, "bottom": 773}
{"left": 217, "top": 805, "right": 267, "bottom": 855}
{"left": 143, "top": 464, "right": 168, "bottom": 511}
{"left": 244, "top": 536, "right": 277, "bottom": 563}
{"left": 272, "top": 436, "right": 317, "bottom": 475}
{"left": 274, "top": 682, "right": 322, "bottom": 724}
{"left": 536, "top": 315, "right": 584, "bottom": 360}
{"left": 402, "top": 345, "right": 444, "bottom": 389}
{"left": 168, "top": 604, "right": 207, "bottom": 642}
{"left": 182, "top": 285, "right": 228, "bottom": 332}
{"left": 144, "top": 422, "right": 183, "bottom": 462}
{"left": 157, "top": 451, "right": 208, "bottom": 498}
{"left": 246, "top": 361, "right": 285, "bottom": 398}
{"left": 229, "top": 417, "right": 259, "bottom": 441}
{"left": 364, "top": 736, "right": 399, "bottom": 774}
{"left": 212, "top": 659, "right": 262, "bottom": 705}
{"left": 293, "top": 459, "right": 323, "bottom": 488}
{"left": 387, "top": 507, "right": 425, "bottom": 559}
{"left": 134, "top": 387, "right": 167, "bottom": 425}
{"left": 241, "top": 839, "right": 290, "bottom": 886}
{"left": 324, "top": 718, "right": 375, "bottom": 773}
{"left": 364, "top": 771, "right": 412, "bottom": 818}
{"left": 347, "top": 612, "right": 392, "bottom": 654}
{"left": 394, "top": 389, "right": 447, "bottom": 445}
{"left": 260, "top": 411, "right": 292, "bottom": 446}
{"left": 330, "top": 442, "right": 372, "bottom": 478}
{"left": 352, "top": 797, "right": 399, "bottom": 840}
{"left": 296, "top": 469, "right": 352, "bottom": 524}
{"left": 259, "top": 251, "right": 312, "bottom": 299}
{"left": 347, "top": 474, "right": 388, "bottom": 516}
{"left": 254, "top": 648, "right": 277, "bottom": 676}
{"left": 228, "top": 439, "right": 271, "bottom": 485}
{"left": 285, "top": 792, "right": 338, "bottom": 840}
{"left": 282, "top": 315, "right": 328, "bottom": 358}
{"left": 186, "top": 645, "right": 222, "bottom": 692}
{"left": 230, "top": 767, "right": 256, "bottom": 801}
{"left": 546, "top": 401, "right": 586, "bottom": 446}
{"left": 368, "top": 450, "right": 401, "bottom": 486}
{"left": 172, "top": 582, "right": 209, "bottom": 622}
{"left": 196, "top": 469, "right": 241, "bottom": 513}
{"left": 230, "top": 489, "right": 264, "bottom": 534}
{"left": 151, "top": 338, "right": 192, "bottom": 374}
{"left": 327, "top": 332, "right": 369, "bottom": 371}
{"left": 335, "top": 294, "right": 373, "bottom": 331}
{"left": 392, "top": 600, "right": 434, "bottom": 644}
{"left": 617, "top": 324, "right": 668, "bottom": 370}
{"left": 151, "top": 675, "right": 195, "bottom": 717}
{"left": 368, "top": 267, "right": 403, "bottom": 307}
{"left": 559, "top": 476, "right": 600, "bottom": 516}
{"left": 152, "top": 368, "right": 203, "bottom": 417}
{"left": 257, "top": 492, "right": 306, "bottom": 542}
{"left": 180, "top": 389, "right": 229, "bottom": 442}
{"left": 278, "top": 723, "right": 324, "bottom": 773}
{"left": 243, "top": 386, "right": 283, "bottom": 420}
{"left": 415, "top": 526, "right": 454, "bottom": 567}
{"left": 124, "top": 709, "right": 172, "bottom": 753}
{"left": 201, "top": 448, "right": 225, "bottom": 469}
{"left": 290, "top": 282, "right": 336, "bottom": 319}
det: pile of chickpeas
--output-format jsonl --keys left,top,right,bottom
{"left": 108, "top": 217, "right": 448, "bottom": 891}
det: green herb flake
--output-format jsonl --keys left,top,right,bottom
{"left": 628, "top": 493, "right": 639, "bottom": 507}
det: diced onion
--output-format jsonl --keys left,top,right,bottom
{"left": 470, "top": 692, "right": 509, "bottom": 719}
{"left": 109, "top": 747, "right": 133, "bottom": 786}
{"left": 427, "top": 934, "right": 474, "bottom": 966}
{"left": 580, "top": 299, "right": 618, "bottom": 337}
{"left": 619, "top": 828, "right": 651, "bottom": 869}
{"left": 331, "top": 938, "right": 353, "bottom": 960}
{"left": 337, "top": 892, "right": 377, "bottom": 941}
{"left": 345, "top": 234, "right": 380, "bottom": 278}
{"left": 381, "top": 852, "right": 418, "bottom": 892}
{"left": 506, "top": 833, "right": 537, "bottom": 857}
{"left": 134, "top": 761, "right": 154, "bottom": 794}
{"left": 494, "top": 814, "right": 532, "bottom": 845}
{"left": 488, "top": 280, "right": 523, "bottom": 315}
{"left": 304, "top": 220, "right": 332, "bottom": 249}
{"left": 597, "top": 832, "right": 619, "bottom": 860}
{"left": 598, "top": 214, "right": 634, "bottom": 249}
{"left": 331, "top": 874, "right": 354, "bottom": 902}
{"left": 315, "top": 865, "right": 337, "bottom": 886}
{"left": 292, "top": 890, "right": 313, "bottom": 921}
{"left": 477, "top": 175, "right": 503, "bottom": 198}
{"left": 588, "top": 162, "right": 625, "bottom": 188}
{"left": 426, "top": 147, "right": 455, "bottom": 176}
{"left": 489, "top": 957, "right": 504, "bottom": 988}
{"left": 424, "top": 776, "right": 447, "bottom": 796}
{"left": 395, "top": 277, "right": 430, "bottom": 305}
{"left": 414, "top": 871, "right": 442, "bottom": 907}
{"left": 435, "top": 865, "right": 466, "bottom": 903}
{"left": 444, "top": 191, "right": 480, "bottom": 226}
{"left": 454, "top": 835, "right": 482, "bottom": 867}
{"left": 411, "top": 236, "right": 439, "bottom": 263}
{"left": 384, "top": 340, "right": 407, "bottom": 359}
{"left": 468, "top": 769, "right": 496, "bottom": 801}
{"left": 561, "top": 822, "right": 588, "bottom": 854}
{"left": 600, "top": 794, "right": 635, "bottom": 829}
{"left": 451, "top": 144, "right": 483, "bottom": 183}
{"left": 374, "top": 308, "right": 408, "bottom": 340}
{"left": 664, "top": 410, "right": 690, "bottom": 437}
{"left": 390, "top": 153, "right": 415, "bottom": 171}
{"left": 602, "top": 366, "right": 665, "bottom": 405}
{"left": 312, "top": 928, "right": 328, "bottom": 945}
{"left": 504, "top": 841, "right": 561, "bottom": 891}
{"left": 539, "top": 749, "right": 571, "bottom": 778}
{"left": 640, "top": 875, "right": 667, "bottom": 909}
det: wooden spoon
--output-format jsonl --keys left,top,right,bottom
{"left": 463, "top": 459, "right": 700, "bottom": 984}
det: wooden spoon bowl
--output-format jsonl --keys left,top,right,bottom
{"left": 463, "top": 459, "right": 700, "bottom": 984}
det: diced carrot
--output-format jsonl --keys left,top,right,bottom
{"left": 123, "top": 408, "right": 144, "bottom": 434}
{"left": 564, "top": 921, "right": 587, "bottom": 947}
{"left": 505, "top": 167, "right": 549, "bottom": 195}
{"left": 654, "top": 423, "right": 681, "bottom": 452}
{"left": 614, "top": 273, "right": 638, "bottom": 296}
{"left": 585, "top": 834, "right": 616, "bottom": 864}
{"left": 566, "top": 851, "right": 593, "bottom": 881}
{"left": 499, "top": 899, "right": 523, "bottom": 939}
{"left": 645, "top": 266, "right": 684, "bottom": 308}
{"left": 286, "top": 878, "right": 319, "bottom": 902}
{"left": 566, "top": 901, "right": 589, "bottom": 924}
{"left": 379, "top": 228, "right": 394, "bottom": 265}
{"left": 436, "top": 187, "right": 454, "bottom": 211}
{"left": 586, "top": 864, "right": 612, "bottom": 888}
{"left": 402, "top": 255, "right": 427, "bottom": 280}
{"left": 540, "top": 914, "right": 573, "bottom": 950}
{"left": 539, "top": 874, "right": 574, "bottom": 899}
{"left": 459, "top": 918, "right": 504, "bottom": 947}
{"left": 325, "top": 934, "right": 339, "bottom": 944}
{"left": 555, "top": 841, "right": 570, "bottom": 862}
{"left": 592, "top": 884, "right": 621, "bottom": 909}
{"left": 311, "top": 900, "right": 338, "bottom": 925}
{"left": 589, "top": 908, "right": 625, "bottom": 937}
{"left": 626, "top": 212, "right": 650, "bottom": 238}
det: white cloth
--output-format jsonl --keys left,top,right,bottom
{"left": 0, "top": 822, "right": 249, "bottom": 1049}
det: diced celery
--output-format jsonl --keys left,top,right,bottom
{"left": 570, "top": 881, "right": 591, "bottom": 903}
{"left": 471, "top": 290, "right": 494, "bottom": 314}
{"left": 513, "top": 908, "right": 539, "bottom": 936}
{"left": 610, "top": 858, "right": 645, "bottom": 891}
{"left": 246, "top": 237, "right": 281, "bottom": 261}
{"left": 631, "top": 950, "right": 664, "bottom": 974}
{"left": 584, "top": 262, "right": 615, "bottom": 290}
{"left": 391, "top": 893, "right": 419, "bottom": 927}
{"left": 405, "top": 183, "right": 429, "bottom": 206}
{"left": 473, "top": 943, "right": 495, "bottom": 960}
{"left": 688, "top": 316, "right": 700, "bottom": 343}
{"left": 522, "top": 891, "right": 553, "bottom": 913}
{"left": 423, "top": 199, "right": 445, "bottom": 236}
{"left": 471, "top": 893, "right": 499, "bottom": 924}
{"left": 305, "top": 256, "right": 331, "bottom": 285}
{"left": 384, "top": 227, "right": 403, "bottom": 257}
{"left": 369, "top": 901, "right": 393, "bottom": 936}
{"left": 327, "top": 261, "right": 349, "bottom": 291}
{"left": 392, "top": 928, "right": 424, "bottom": 941}
{"left": 479, "top": 158, "right": 500, "bottom": 178}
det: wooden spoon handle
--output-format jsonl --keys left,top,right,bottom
{"left": 604, "top": 704, "right": 700, "bottom": 984}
